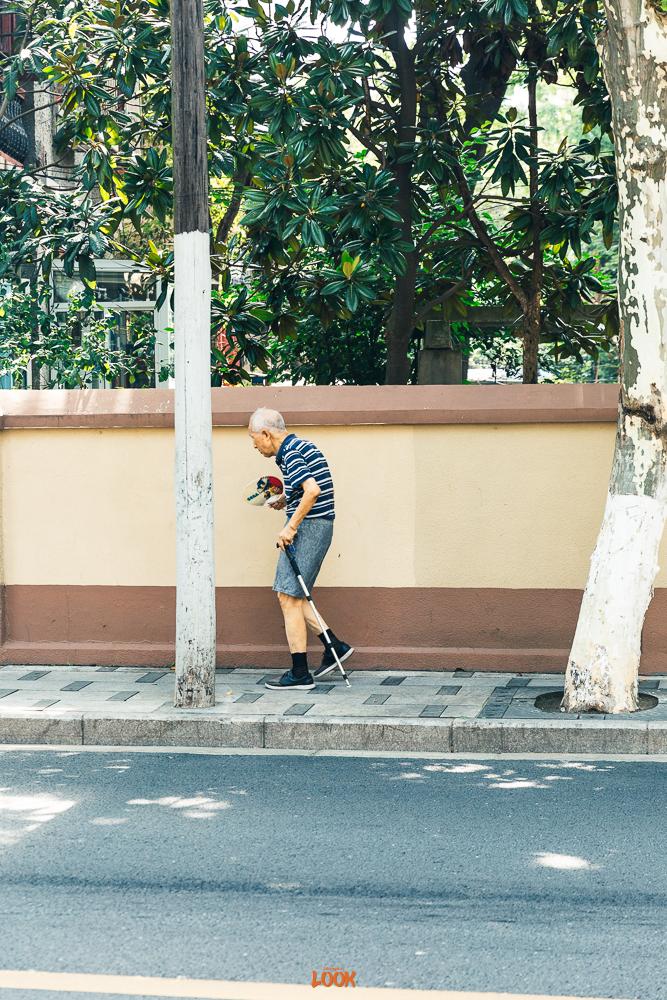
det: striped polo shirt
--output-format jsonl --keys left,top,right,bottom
{"left": 275, "top": 434, "right": 335, "bottom": 520}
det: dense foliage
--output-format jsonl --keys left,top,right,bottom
{"left": 0, "top": 0, "right": 618, "bottom": 385}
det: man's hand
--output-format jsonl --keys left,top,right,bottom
{"left": 277, "top": 523, "right": 297, "bottom": 551}
{"left": 266, "top": 494, "right": 287, "bottom": 511}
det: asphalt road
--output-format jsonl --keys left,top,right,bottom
{"left": 0, "top": 748, "right": 665, "bottom": 1000}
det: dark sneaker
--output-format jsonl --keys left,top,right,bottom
{"left": 313, "top": 642, "right": 354, "bottom": 678}
{"left": 265, "top": 670, "right": 315, "bottom": 691}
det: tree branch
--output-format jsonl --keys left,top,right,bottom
{"left": 214, "top": 165, "right": 252, "bottom": 247}
{"left": 527, "top": 64, "right": 543, "bottom": 298}
{"left": 347, "top": 122, "right": 385, "bottom": 164}
{"left": 414, "top": 273, "right": 471, "bottom": 325}
{"left": 448, "top": 141, "right": 528, "bottom": 311}
{"left": 417, "top": 210, "right": 458, "bottom": 249}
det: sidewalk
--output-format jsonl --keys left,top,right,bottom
{"left": 0, "top": 665, "right": 666, "bottom": 754}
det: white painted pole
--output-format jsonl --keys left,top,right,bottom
{"left": 171, "top": 0, "right": 216, "bottom": 707}
{"left": 173, "top": 232, "right": 216, "bottom": 707}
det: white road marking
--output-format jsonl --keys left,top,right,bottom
{"left": 0, "top": 970, "right": 632, "bottom": 1000}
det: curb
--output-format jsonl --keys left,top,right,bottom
{"left": 0, "top": 711, "right": 665, "bottom": 754}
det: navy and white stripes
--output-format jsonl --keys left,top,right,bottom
{"left": 276, "top": 434, "right": 335, "bottom": 520}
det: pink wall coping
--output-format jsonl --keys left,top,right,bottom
{"left": 0, "top": 384, "right": 620, "bottom": 429}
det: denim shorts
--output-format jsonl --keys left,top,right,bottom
{"left": 273, "top": 518, "right": 334, "bottom": 598}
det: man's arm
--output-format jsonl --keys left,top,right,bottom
{"left": 277, "top": 477, "right": 321, "bottom": 550}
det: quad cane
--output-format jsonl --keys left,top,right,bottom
{"left": 282, "top": 543, "right": 351, "bottom": 687}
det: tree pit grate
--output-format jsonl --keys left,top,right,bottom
{"left": 534, "top": 690, "right": 659, "bottom": 714}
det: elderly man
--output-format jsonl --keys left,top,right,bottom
{"left": 249, "top": 407, "right": 353, "bottom": 690}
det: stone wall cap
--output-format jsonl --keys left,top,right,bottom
{"left": 0, "top": 383, "right": 620, "bottom": 429}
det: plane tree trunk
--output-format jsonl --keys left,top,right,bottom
{"left": 563, "top": 0, "right": 667, "bottom": 713}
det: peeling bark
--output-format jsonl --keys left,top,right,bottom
{"left": 563, "top": 0, "right": 667, "bottom": 713}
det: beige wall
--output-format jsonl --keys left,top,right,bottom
{"left": 4, "top": 385, "right": 667, "bottom": 672}
{"left": 2, "top": 420, "right": 651, "bottom": 590}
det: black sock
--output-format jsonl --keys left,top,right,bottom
{"left": 318, "top": 630, "right": 338, "bottom": 647}
{"left": 291, "top": 652, "right": 309, "bottom": 678}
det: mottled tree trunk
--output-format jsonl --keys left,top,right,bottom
{"left": 522, "top": 66, "right": 542, "bottom": 385}
{"left": 385, "top": 256, "right": 418, "bottom": 383}
{"left": 522, "top": 294, "right": 541, "bottom": 385}
{"left": 563, "top": 0, "right": 667, "bottom": 713}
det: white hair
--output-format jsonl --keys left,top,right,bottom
{"left": 249, "top": 407, "right": 286, "bottom": 433}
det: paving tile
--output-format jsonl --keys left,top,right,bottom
{"left": 0, "top": 689, "right": 18, "bottom": 700}
{"left": 504, "top": 704, "right": 578, "bottom": 720}
{"left": 443, "top": 691, "right": 492, "bottom": 704}
{"left": 64, "top": 702, "right": 157, "bottom": 714}
{"left": 284, "top": 703, "right": 314, "bottom": 716}
{"left": 373, "top": 690, "right": 445, "bottom": 704}
{"left": 510, "top": 689, "right": 548, "bottom": 701}
{"left": 437, "top": 685, "right": 461, "bottom": 696}
{"left": 136, "top": 672, "right": 169, "bottom": 684}
{"left": 439, "top": 705, "right": 480, "bottom": 718}
{"left": 21, "top": 677, "right": 132, "bottom": 689}
{"left": 235, "top": 693, "right": 263, "bottom": 704}
{"left": 380, "top": 676, "right": 406, "bottom": 686}
{"left": 397, "top": 676, "right": 454, "bottom": 687}
{"left": 639, "top": 679, "right": 659, "bottom": 690}
{"left": 419, "top": 705, "right": 446, "bottom": 718}
{"left": 107, "top": 691, "right": 139, "bottom": 703}
{"left": 479, "top": 704, "right": 508, "bottom": 718}
{"left": 364, "top": 694, "right": 390, "bottom": 706}
{"left": 33, "top": 699, "right": 60, "bottom": 710}
{"left": 18, "top": 671, "right": 51, "bottom": 682}
{"left": 453, "top": 670, "right": 474, "bottom": 678}
{"left": 61, "top": 681, "right": 93, "bottom": 692}
{"left": 302, "top": 704, "right": 424, "bottom": 719}
{"left": 507, "top": 677, "right": 530, "bottom": 687}
{"left": 459, "top": 683, "right": 490, "bottom": 693}
{"left": 96, "top": 666, "right": 119, "bottom": 672}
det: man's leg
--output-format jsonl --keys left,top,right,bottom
{"left": 264, "top": 592, "right": 314, "bottom": 690}
{"left": 302, "top": 599, "right": 328, "bottom": 635}
{"left": 276, "top": 593, "right": 337, "bottom": 675}
{"left": 300, "top": 594, "right": 354, "bottom": 678}
{"left": 277, "top": 592, "right": 309, "bottom": 652}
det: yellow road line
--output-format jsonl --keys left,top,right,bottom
{"left": 0, "top": 971, "right": 630, "bottom": 1000}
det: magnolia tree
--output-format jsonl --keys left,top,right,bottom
{"left": 563, "top": 0, "right": 667, "bottom": 713}
{"left": 0, "top": 0, "right": 618, "bottom": 386}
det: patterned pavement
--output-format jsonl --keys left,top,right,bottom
{"left": 0, "top": 665, "right": 665, "bottom": 722}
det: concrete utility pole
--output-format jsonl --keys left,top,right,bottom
{"left": 171, "top": 0, "right": 216, "bottom": 707}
